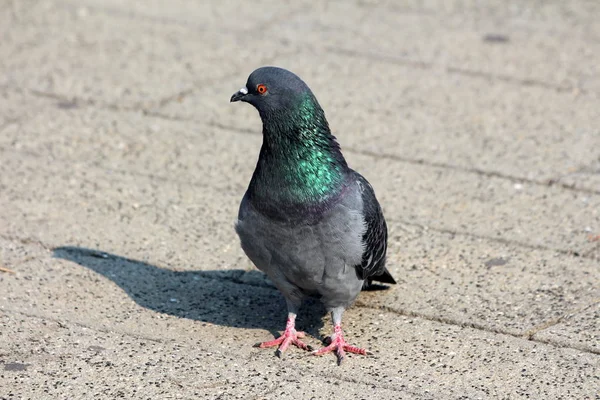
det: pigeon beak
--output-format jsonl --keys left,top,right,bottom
{"left": 230, "top": 86, "right": 248, "bottom": 103}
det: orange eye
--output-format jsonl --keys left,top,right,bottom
{"left": 257, "top": 84, "right": 267, "bottom": 94}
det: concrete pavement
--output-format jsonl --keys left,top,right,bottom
{"left": 1, "top": 0, "right": 599, "bottom": 398}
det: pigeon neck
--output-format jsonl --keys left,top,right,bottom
{"left": 249, "top": 96, "right": 348, "bottom": 212}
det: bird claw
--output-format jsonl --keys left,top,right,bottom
{"left": 313, "top": 325, "right": 371, "bottom": 364}
{"left": 254, "top": 318, "right": 312, "bottom": 356}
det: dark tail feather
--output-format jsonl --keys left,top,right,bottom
{"left": 362, "top": 267, "right": 397, "bottom": 290}
{"left": 372, "top": 267, "right": 396, "bottom": 284}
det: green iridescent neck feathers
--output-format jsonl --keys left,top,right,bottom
{"left": 231, "top": 66, "right": 349, "bottom": 212}
{"left": 253, "top": 93, "right": 347, "bottom": 205}
{"left": 261, "top": 93, "right": 347, "bottom": 197}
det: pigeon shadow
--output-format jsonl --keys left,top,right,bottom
{"left": 52, "top": 246, "right": 327, "bottom": 339}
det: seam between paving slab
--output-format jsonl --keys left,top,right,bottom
{"left": 56, "top": 0, "right": 600, "bottom": 45}
{"left": 205, "top": 121, "right": 600, "bottom": 197}
{"left": 523, "top": 299, "right": 600, "bottom": 340}
{"left": 56, "top": 0, "right": 600, "bottom": 62}
{"left": 332, "top": 0, "right": 600, "bottom": 45}
{"left": 7, "top": 2, "right": 598, "bottom": 114}
{"left": 348, "top": 148, "right": 600, "bottom": 197}
{"left": 325, "top": 47, "right": 589, "bottom": 95}
{"left": 1, "top": 235, "right": 598, "bottom": 356}
{"left": 0, "top": 313, "right": 308, "bottom": 398}
{"left": 5, "top": 40, "right": 302, "bottom": 110}
{"left": 1, "top": 144, "right": 597, "bottom": 262}
{"left": 204, "top": 119, "right": 598, "bottom": 199}
{"left": 352, "top": 301, "right": 600, "bottom": 356}
{"left": 0, "top": 143, "right": 597, "bottom": 262}
{"left": 583, "top": 242, "right": 600, "bottom": 258}
{"left": 396, "top": 220, "right": 597, "bottom": 261}
{"left": 5, "top": 21, "right": 598, "bottom": 110}
{"left": 0, "top": 117, "right": 21, "bottom": 136}
{"left": 2, "top": 302, "right": 595, "bottom": 398}
{"left": 54, "top": 0, "right": 312, "bottom": 36}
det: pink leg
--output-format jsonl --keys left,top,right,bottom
{"left": 254, "top": 315, "right": 312, "bottom": 357}
{"left": 313, "top": 324, "right": 372, "bottom": 365}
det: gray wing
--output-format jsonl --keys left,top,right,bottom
{"left": 351, "top": 170, "right": 396, "bottom": 285}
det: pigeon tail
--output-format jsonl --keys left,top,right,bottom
{"left": 373, "top": 267, "right": 396, "bottom": 284}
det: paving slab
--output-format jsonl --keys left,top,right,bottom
{"left": 0, "top": 102, "right": 598, "bottom": 258}
{"left": 1, "top": 0, "right": 599, "bottom": 398}
{"left": 374, "top": 227, "right": 600, "bottom": 339}
{"left": 1, "top": 148, "right": 598, "bottom": 397}
{"left": 0, "top": 99, "right": 600, "bottom": 257}
{"left": 0, "top": 152, "right": 246, "bottom": 271}
{"left": 60, "top": 0, "right": 308, "bottom": 33}
{"left": 2, "top": 284, "right": 599, "bottom": 399}
{"left": 0, "top": 104, "right": 598, "bottom": 342}
{"left": 556, "top": 158, "right": 600, "bottom": 195}
{"left": 5, "top": 0, "right": 599, "bottom": 189}
{"left": 1, "top": 181, "right": 598, "bottom": 348}
{"left": 267, "top": 0, "right": 600, "bottom": 92}
{"left": 0, "top": 0, "right": 301, "bottom": 109}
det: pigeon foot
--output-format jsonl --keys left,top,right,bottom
{"left": 254, "top": 317, "right": 312, "bottom": 357}
{"left": 313, "top": 324, "right": 372, "bottom": 365}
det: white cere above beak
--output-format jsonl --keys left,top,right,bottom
{"left": 239, "top": 87, "right": 248, "bottom": 95}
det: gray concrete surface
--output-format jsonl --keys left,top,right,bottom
{"left": 1, "top": 0, "right": 599, "bottom": 398}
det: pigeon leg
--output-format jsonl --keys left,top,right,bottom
{"left": 254, "top": 312, "right": 312, "bottom": 357}
{"left": 313, "top": 308, "right": 372, "bottom": 365}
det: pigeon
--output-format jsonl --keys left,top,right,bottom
{"left": 230, "top": 66, "right": 396, "bottom": 364}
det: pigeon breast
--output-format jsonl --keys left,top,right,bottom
{"left": 235, "top": 178, "right": 366, "bottom": 308}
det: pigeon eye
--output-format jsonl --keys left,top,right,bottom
{"left": 256, "top": 84, "right": 267, "bottom": 94}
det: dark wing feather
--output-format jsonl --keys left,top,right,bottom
{"left": 350, "top": 170, "right": 396, "bottom": 286}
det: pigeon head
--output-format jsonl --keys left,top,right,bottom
{"left": 230, "top": 66, "right": 316, "bottom": 118}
